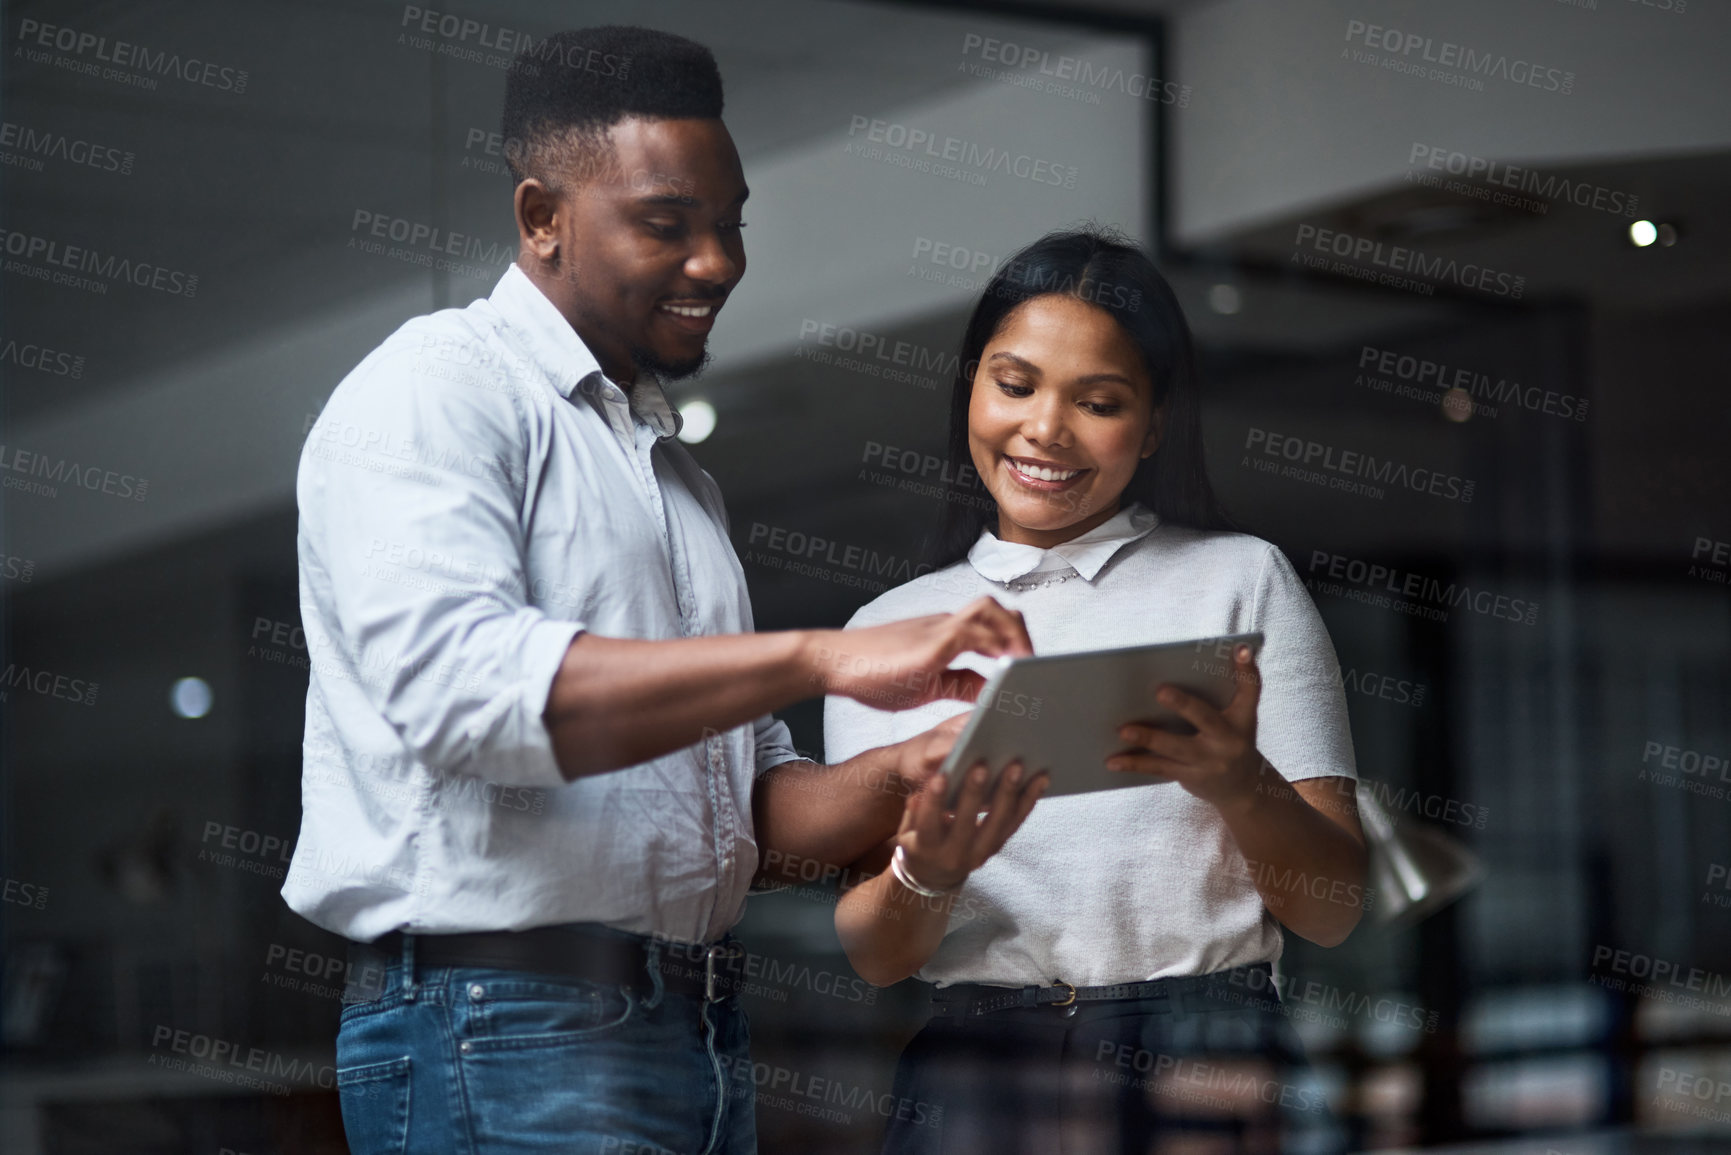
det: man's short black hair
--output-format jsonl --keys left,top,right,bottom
{"left": 500, "top": 25, "right": 724, "bottom": 191}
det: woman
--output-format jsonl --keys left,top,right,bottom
{"left": 826, "top": 228, "right": 1365, "bottom": 1155}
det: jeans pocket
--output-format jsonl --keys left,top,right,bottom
{"left": 461, "top": 976, "right": 637, "bottom": 1053}
{"left": 339, "top": 988, "right": 403, "bottom": 1025}
{"left": 337, "top": 1055, "right": 411, "bottom": 1155}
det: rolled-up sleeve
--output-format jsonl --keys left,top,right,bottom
{"left": 751, "top": 713, "right": 803, "bottom": 776}
{"left": 299, "top": 342, "right": 581, "bottom": 788}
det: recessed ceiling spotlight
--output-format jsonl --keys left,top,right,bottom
{"left": 1441, "top": 387, "right": 1474, "bottom": 423}
{"left": 677, "top": 399, "right": 717, "bottom": 444}
{"left": 1629, "top": 220, "right": 1679, "bottom": 248}
{"left": 171, "top": 677, "right": 213, "bottom": 718}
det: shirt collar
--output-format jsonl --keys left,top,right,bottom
{"left": 489, "top": 264, "right": 684, "bottom": 441}
{"left": 967, "top": 503, "right": 1159, "bottom": 584}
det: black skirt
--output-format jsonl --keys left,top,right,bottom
{"left": 881, "top": 963, "right": 1345, "bottom": 1155}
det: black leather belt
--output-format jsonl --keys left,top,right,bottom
{"left": 931, "top": 963, "right": 1272, "bottom": 1018}
{"left": 363, "top": 925, "right": 751, "bottom": 1001}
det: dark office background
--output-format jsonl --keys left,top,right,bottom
{"left": 3, "top": 0, "right": 1729, "bottom": 1151}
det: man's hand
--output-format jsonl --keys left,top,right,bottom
{"left": 805, "top": 597, "right": 1033, "bottom": 712}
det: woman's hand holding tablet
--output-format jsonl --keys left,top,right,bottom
{"left": 1106, "top": 641, "right": 1267, "bottom": 810}
{"left": 894, "top": 760, "right": 1050, "bottom": 894}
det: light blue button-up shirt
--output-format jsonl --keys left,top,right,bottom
{"left": 283, "top": 263, "right": 799, "bottom": 944}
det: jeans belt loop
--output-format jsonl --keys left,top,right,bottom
{"left": 705, "top": 945, "right": 723, "bottom": 1002}
{"left": 705, "top": 941, "right": 743, "bottom": 1003}
{"left": 401, "top": 932, "right": 418, "bottom": 1001}
{"left": 642, "top": 935, "right": 666, "bottom": 1010}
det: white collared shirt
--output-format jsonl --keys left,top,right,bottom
{"left": 826, "top": 505, "right": 1358, "bottom": 986}
{"left": 965, "top": 503, "right": 1160, "bottom": 584}
{"left": 284, "top": 263, "right": 798, "bottom": 944}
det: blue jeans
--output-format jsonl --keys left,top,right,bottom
{"left": 335, "top": 932, "right": 756, "bottom": 1155}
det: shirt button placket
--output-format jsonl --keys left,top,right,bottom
{"left": 635, "top": 419, "right": 733, "bottom": 937}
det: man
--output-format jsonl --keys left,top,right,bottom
{"left": 283, "top": 25, "right": 1032, "bottom": 1155}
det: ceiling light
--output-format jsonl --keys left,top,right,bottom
{"left": 1441, "top": 388, "right": 1473, "bottom": 423}
{"left": 677, "top": 400, "right": 717, "bottom": 444}
{"left": 171, "top": 677, "right": 213, "bottom": 719}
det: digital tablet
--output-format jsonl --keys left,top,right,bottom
{"left": 938, "top": 632, "right": 1264, "bottom": 809}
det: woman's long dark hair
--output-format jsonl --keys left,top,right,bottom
{"left": 928, "top": 226, "right": 1233, "bottom": 569}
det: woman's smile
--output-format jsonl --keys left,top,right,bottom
{"left": 1001, "top": 455, "right": 1090, "bottom": 490}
